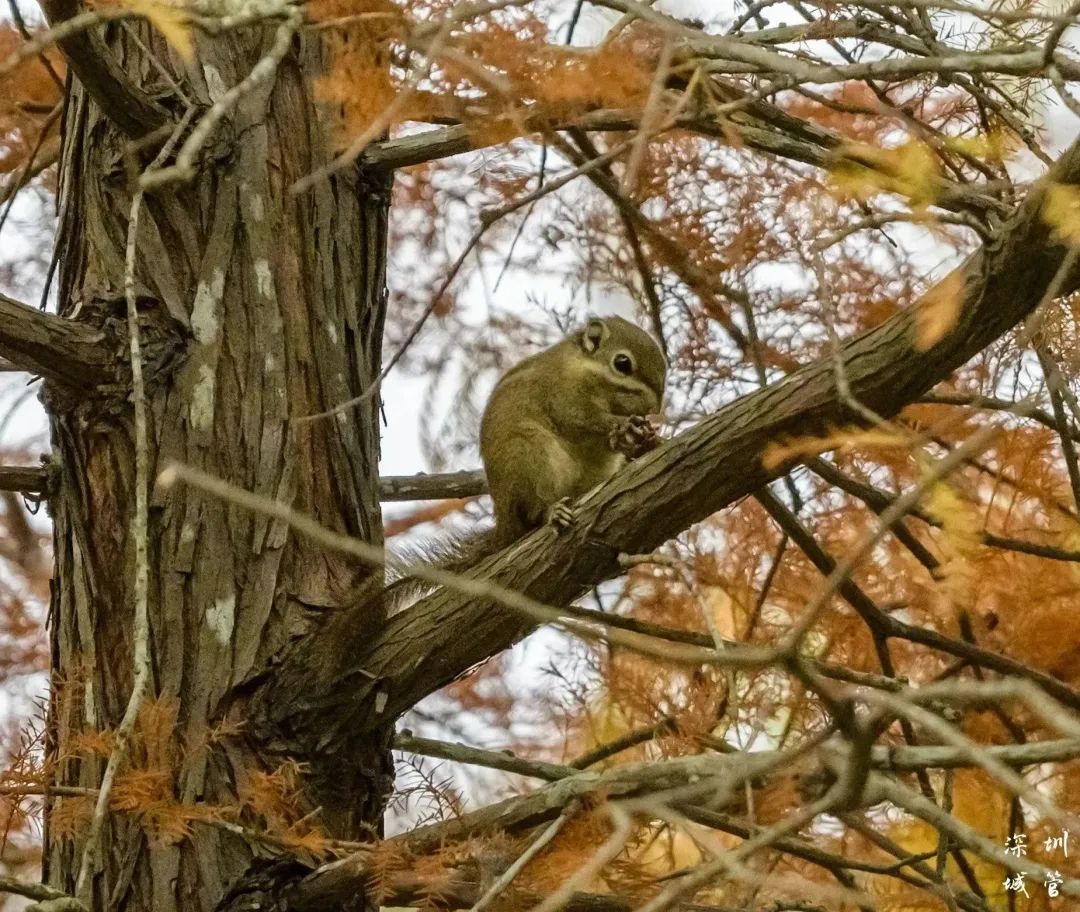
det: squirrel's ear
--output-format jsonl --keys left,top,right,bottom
{"left": 581, "top": 318, "right": 608, "bottom": 353}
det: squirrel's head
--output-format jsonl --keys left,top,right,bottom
{"left": 574, "top": 316, "right": 666, "bottom": 415}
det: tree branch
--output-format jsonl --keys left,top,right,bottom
{"left": 392, "top": 732, "right": 573, "bottom": 781}
{"left": 0, "top": 874, "right": 83, "bottom": 908}
{"left": 379, "top": 469, "right": 486, "bottom": 501}
{"left": 0, "top": 466, "right": 48, "bottom": 495}
{"left": 0, "top": 293, "right": 114, "bottom": 387}
{"left": 360, "top": 124, "right": 472, "bottom": 169}
{"left": 38, "top": 0, "right": 167, "bottom": 137}
{"left": 362, "top": 104, "right": 1002, "bottom": 217}
{"left": 362, "top": 107, "right": 1003, "bottom": 218}
{"left": 287, "top": 748, "right": 790, "bottom": 910}
{"left": 810, "top": 454, "right": 1080, "bottom": 563}
{"left": 287, "top": 737, "right": 1080, "bottom": 911}
{"left": 262, "top": 133, "right": 1080, "bottom": 748}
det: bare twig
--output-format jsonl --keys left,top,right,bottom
{"left": 471, "top": 802, "right": 581, "bottom": 912}
{"left": 74, "top": 112, "right": 192, "bottom": 903}
{"left": 394, "top": 733, "right": 574, "bottom": 781}
{"left": 140, "top": 8, "right": 302, "bottom": 189}
{"left": 0, "top": 104, "right": 61, "bottom": 240}
{"left": 294, "top": 137, "right": 639, "bottom": 424}
{"left": 783, "top": 418, "right": 1008, "bottom": 648}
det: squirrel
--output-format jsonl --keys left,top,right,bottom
{"left": 384, "top": 316, "right": 667, "bottom": 603}
{"left": 479, "top": 315, "right": 666, "bottom": 545}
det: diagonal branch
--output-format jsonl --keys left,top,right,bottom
{"left": 289, "top": 737, "right": 1080, "bottom": 911}
{"left": 38, "top": 0, "right": 167, "bottom": 137}
{"left": 810, "top": 454, "right": 1080, "bottom": 563}
{"left": 0, "top": 293, "right": 115, "bottom": 388}
{"left": 260, "top": 133, "right": 1080, "bottom": 749}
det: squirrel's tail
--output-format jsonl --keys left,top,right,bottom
{"left": 382, "top": 526, "right": 503, "bottom": 614}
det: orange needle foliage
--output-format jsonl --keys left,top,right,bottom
{"left": 5, "top": 1, "right": 1080, "bottom": 910}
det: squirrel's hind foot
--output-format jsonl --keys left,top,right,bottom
{"left": 545, "top": 498, "right": 576, "bottom": 533}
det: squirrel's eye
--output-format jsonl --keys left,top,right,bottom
{"left": 612, "top": 353, "right": 634, "bottom": 375}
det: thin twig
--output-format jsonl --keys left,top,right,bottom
{"left": 0, "top": 102, "right": 61, "bottom": 241}
{"left": 782, "top": 418, "right": 1010, "bottom": 649}
{"left": 469, "top": 801, "right": 580, "bottom": 912}
{"left": 1037, "top": 345, "right": 1080, "bottom": 512}
{"left": 73, "top": 112, "right": 192, "bottom": 903}
{"left": 293, "top": 137, "right": 639, "bottom": 424}
{"left": 394, "top": 733, "right": 574, "bottom": 781}
{"left": 140, "top": 8, "right": 301, "bottom": 189}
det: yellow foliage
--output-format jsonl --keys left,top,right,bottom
{"left": 830, "top": 140, "right": 940, "bottom": 207}
{"left": 914, "top": 270, "right": 966, "bottom": 351}
{"left": 868, "top": 771, "right": 1014, "bottom": 907}
{"left": 68, "top": 729, "right": 116, "bottom": 758}
{"left": 763, "top": 427, "right": 910, "bottom": 470}
{"left": 110, "top": 767, "right": 173, "bottom": 812}
{"left": 577, "top": 700, "right": 637, "bottom": 769}
{"left": 118, "top": 0, "right": 194, "bottom": 60}
{"left": 1065, "top": 525, "right": 1080, "bottom": 588}
{"left": 239, "top": 761, "right": 306, "bottom": 823}
{"left": 310, "top": 0, "right": 405, "bottom": 145}
{"left": 136, "top": 697, "right": 180, "bottom": 771}
{"left": 279, "top": 825, "right": 336, "bottom": 857}
{"left": 941, "top": 130, "right": 1011, "bottom": 161}
{"left": 702, "top": 585, "right": 737, "bottom": 639}
{"left": 48, "top": 795, "right": 93, "bottom": 840}
{"left": 1043, "top": 183, "right": 1080, "bottom": 247}
{"left": 925, "top": 480, "right": 982, "bottom": 613}
{"left": 516, "top": 810, "right": 617, "bottom": 894}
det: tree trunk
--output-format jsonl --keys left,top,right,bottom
{"left": 43, "top": 26, "right": 392, "bottom": 912}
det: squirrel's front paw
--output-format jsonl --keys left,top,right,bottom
{"left": 545, "top": 498, "right": 576, "bottom": 533}
{"left": 610, "top": 415, "right": 661, "bottom": 459}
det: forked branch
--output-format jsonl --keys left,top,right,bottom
{"left": 262, "top": 131, "right": 1080, "bottom": 745}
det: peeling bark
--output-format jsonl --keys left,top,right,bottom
{"left": 45, "top": 27, "right": 390, "bottom": 912}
